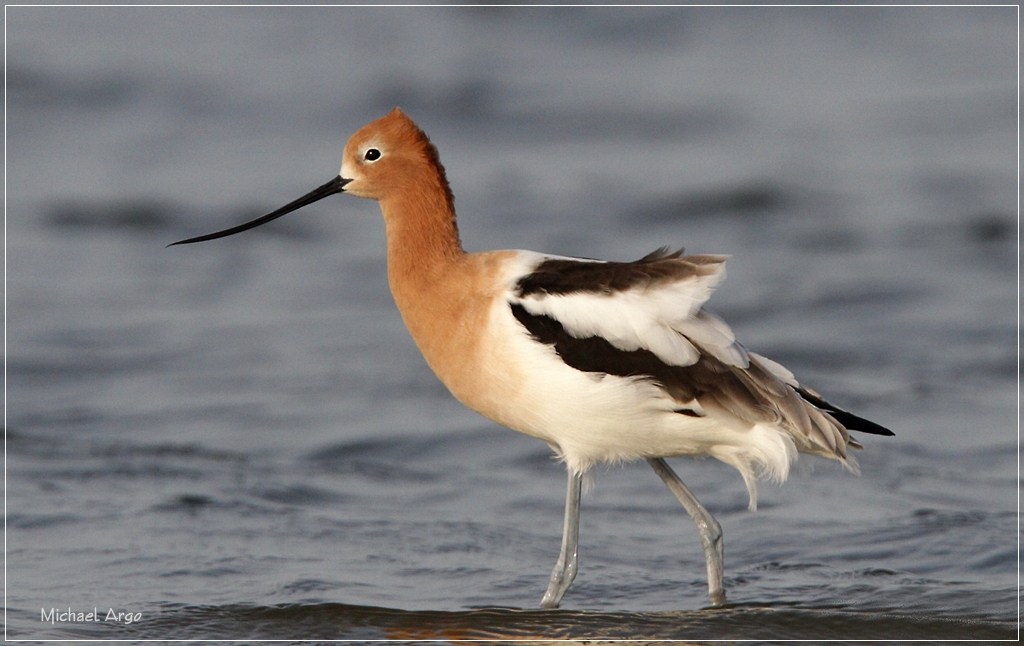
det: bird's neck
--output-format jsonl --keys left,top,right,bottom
{"left": 378, "top": 175, "right": 484, "bottom": 403}
{"left": 376, "top": 175, "right": 520, "bottom": 423}
{"left": 379, "top": 175, "right": 465, "bottom": 307}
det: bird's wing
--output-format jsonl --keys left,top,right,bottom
{"left": 510, "top": 247, "right": 746, "bottom": 369}
{"left": 507, "top": 248, "right": 891, "bottom": 460}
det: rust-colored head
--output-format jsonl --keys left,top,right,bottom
{"left": 167, "top": 108, "right": 454, "bottom": 247}
{"left": 339, "top": 108, "right": 455, "bottom": 215}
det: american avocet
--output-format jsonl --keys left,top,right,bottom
{"left": 170, "top": 108, "right": 893, "bottom": 608}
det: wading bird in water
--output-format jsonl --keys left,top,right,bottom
{"left": 170, "top": 108, "right": 893, "bottom": 608}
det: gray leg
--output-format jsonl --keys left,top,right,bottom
{"left": 646, "top": 457, "right": 726, "bottom": 605}
{"left": 540, "top": 470, "right": 582, "bottom": 608}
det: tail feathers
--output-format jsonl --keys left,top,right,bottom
{"left": 796, "top": 387, "right": 894, "bottom": 437}
{"left": 828, "top": 407, "right": 895, "bottom": 437}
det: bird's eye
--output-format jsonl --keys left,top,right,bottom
{"left": 364, "top": 148, "right": 381, "bottom": 161}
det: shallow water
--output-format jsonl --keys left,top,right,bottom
{"left": 5, "top": 6, "right": 1018, "bottom": 642}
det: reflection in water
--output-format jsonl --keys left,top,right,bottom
{"left": 12, "top": 602, "right": 1014, "bottom": 640}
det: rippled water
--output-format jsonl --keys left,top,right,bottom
{"left": 6, "top": 6, "right": 1017, "bottom": 641}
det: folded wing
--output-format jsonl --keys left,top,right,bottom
{"left": 508, "top": 247, "right": 892, "bottom": 463}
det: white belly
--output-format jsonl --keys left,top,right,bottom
{"left": 472, "top": 298, "right": 782, "bottom": 476}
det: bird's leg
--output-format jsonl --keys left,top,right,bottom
{"left": 646, "top": 457, "right": 726, "bottom": 606}
{"left": 540, "top": 469, "right": 582, "bottom": 609}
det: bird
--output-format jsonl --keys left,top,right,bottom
{"left": 169, "top": 107, "right": 893, "bottom": 608}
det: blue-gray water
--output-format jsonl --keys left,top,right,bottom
{"left": 6, "top": 6, "right": 1017, "bottom": 641}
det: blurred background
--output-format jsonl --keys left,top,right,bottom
{"left": 5, "top": 5, "right": 1017, "bottom": 640}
